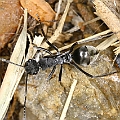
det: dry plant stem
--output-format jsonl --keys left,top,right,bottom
{"left": 53, "top": 0, "right": 62, "bottom": 29}
{"left": 15, "top": 16, "right": 23, "bottom": 36}
{"left": 96, "top": 34, "right": 118, "bottom": 50}
{"left": 41, "top": 0, "right": 73, "bottom": 49}
{"left": 60, "top": 79, "right": 77, "bottom": 120}
{"left": 0, "top": 9, "right": 27, "bottom": 120}
{"left": 83, "top": 17, "right": 101, "bottom": 26}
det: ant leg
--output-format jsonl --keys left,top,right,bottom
{"left": 33, "top": 45, "right": 53, "bottom": 55}
{"left": 71, "top": 61, "right": 118, "bottom": 78}
{"left": 27, "top": 30, "right": 34, "bottom": 42}
{"left": 71, "top": 61, "right": 94, "bottom": 78}
{"left": 59, "top": 65, "right": 63, "bottom": 82}
{"left": 58, "top": 65, "right": 66, "bottom": 92}
{"left": 69, "top": 42, "right": 78, "bottom": 53}
{"left": 93, "top": 71, "right": 118, "bottom": 77}
{"left": 37, "top": 17, "right": 59, "bottom": 53}
{"left": 47, "top": 66, "right": 56, "bottom": 80}
{"left": 40, "top": 24, "right": 59, "bottom": 53}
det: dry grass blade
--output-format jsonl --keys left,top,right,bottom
{"left": 60, "top": 79, "right": 77, "bottom": 120}
{"left": 0, "top": 9, "right": 27, "bottom": 120}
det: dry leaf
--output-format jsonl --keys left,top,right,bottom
{"left": 0, "top": 0, "right": 23, "bottom": 51}
{"left": 20, "top": 0, "right": 56, "bottom": 25}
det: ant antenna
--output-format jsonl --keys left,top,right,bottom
{"left": 36, "top": 14, "right": 59, "bottom": 53}
{"left": 23, "top": 73, "right": 28, "bottom": 120}
{"left": 0, "top": 58, "right": 24, "bottom": 67}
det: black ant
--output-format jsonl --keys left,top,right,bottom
{"left": 24, "top": 22, "right": 117, "bottom": 80}
{"left": 24, "top": 42, "right": 109, "bottom": 80}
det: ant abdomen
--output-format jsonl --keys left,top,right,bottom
{"left": 72, "top": 45, "right": 99, "bottom": 66}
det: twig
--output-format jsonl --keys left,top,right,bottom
{"left": 53, "top": 0, "right": 62, "bottom": 29}
{"left": 83, "top": 17, "right": 101, "bottom": 26}
{"left": 60, "top": 79, "right": 77, "bottom": 120}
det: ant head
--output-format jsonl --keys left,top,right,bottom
{"left": 24, "top": 59, "right": 39, "bottom": 75}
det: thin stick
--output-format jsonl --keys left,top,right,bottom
{"left": 53, "top": 0, "right": 62, "bottom": 29}
{"left": 83, "top": 17, "right": 101, "bottom": 26}
{"left": 60, "top": 79, "right": 77, "bottom": 120}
